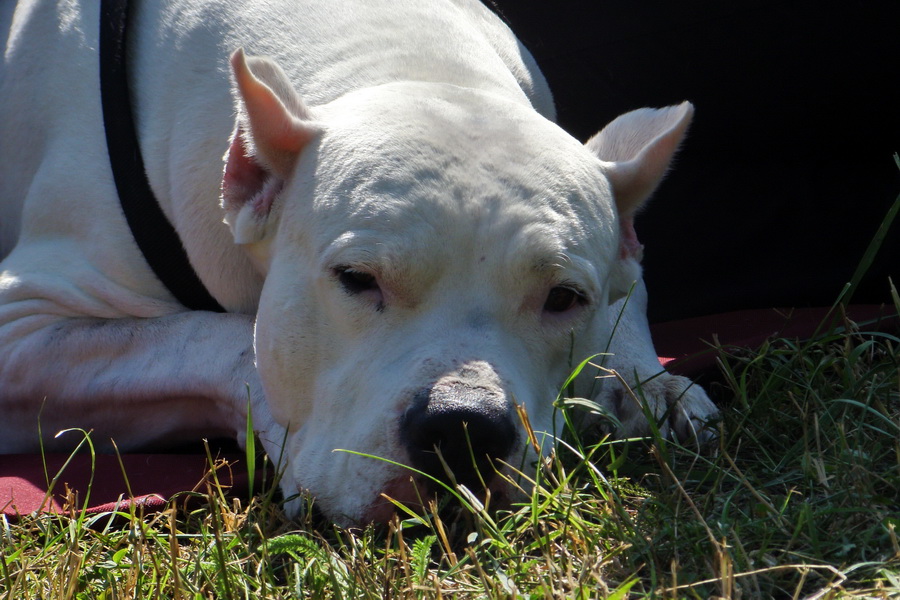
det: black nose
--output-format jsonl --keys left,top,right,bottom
{"left": 400, "top": 385, "right": 517, "bottom": 492}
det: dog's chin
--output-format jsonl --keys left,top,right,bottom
{"left": 360, "top": 473, "right": 516, "bottom": 526}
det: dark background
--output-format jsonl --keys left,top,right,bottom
{"left": 486, "top": 1, "right": 899, "bottom": 323}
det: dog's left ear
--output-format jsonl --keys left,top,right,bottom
{"left": 586, "top": 102, "right": 693, "bottom": 219}
{"left": 585, "top": 102, "right": 693, "bottom": 299}
{"left": 222, "top": 49, "right": 321, "bottom": 246}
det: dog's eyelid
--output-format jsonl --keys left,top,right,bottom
{"left": 557, "top": 278, "right": 590, "bottom": 298}
{"left": 333, "top": 264, "right": 370, "bottom": 275}
{"left": 332, "top": 265, "right": 381, "bottom": 296}
{"left": 543, "top": 283, "right": 590, "bottom": 314}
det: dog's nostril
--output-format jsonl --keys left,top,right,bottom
{"left": 401, "top": 388, "right": 517, "bottom": 492}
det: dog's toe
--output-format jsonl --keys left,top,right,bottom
{"left": 661, "top": 375, "right": 719, "bottom": 444}
{"left": 593, "top": 372, "right": 719, "bottom": 444}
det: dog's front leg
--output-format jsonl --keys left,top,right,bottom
{"left": 0, "top": 310, "right": 285, "bottom": 455}
{"left": 595, "top": 278, "right": 719, "bottom": 443}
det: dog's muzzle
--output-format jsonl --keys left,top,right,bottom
{"left": 400, "top": 383, "right": 517, "bottom": 493}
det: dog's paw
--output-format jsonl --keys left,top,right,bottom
{"left": 595, "top": 371, "right": 719, "bottom": 444}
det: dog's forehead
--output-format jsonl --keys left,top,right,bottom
{"left": 306, "top": 83, "right": 617, "bottom": 259}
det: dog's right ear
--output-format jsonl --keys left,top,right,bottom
{"left": 585, "top": 102, "right": 693, "bottom": 301}
{"left": 221, "top": 49, "right": 320, "bottom": 245}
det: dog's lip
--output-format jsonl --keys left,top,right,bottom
{"left": 363, "top": 475, "right": 431, "bottom": 524}
{"left": 361, "top": 472, "right": 513, "bottom": 525}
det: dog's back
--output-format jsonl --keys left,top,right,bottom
{"left": 1, "top": 0, "right": 554, "bottom": 305}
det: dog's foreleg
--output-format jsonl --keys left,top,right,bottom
{"left": 596, "top": 278, "right": 719, "bottom": 442}
{"left": 0, "top": 310, "right": 284, "bottom": 453}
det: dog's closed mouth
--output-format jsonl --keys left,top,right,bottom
{"left": 364, "top": 469, "right": 513, "bottom": 526}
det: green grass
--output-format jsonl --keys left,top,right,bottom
{"left": 2, "top": 300, "right": 897, "bottom": 599}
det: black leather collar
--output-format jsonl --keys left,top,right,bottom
{"left": 99, "top": 0, "right": 225, "bottom": 313}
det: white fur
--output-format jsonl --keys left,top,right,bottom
{"left": 0, "top": 0, "right": 717, "bottom": 524}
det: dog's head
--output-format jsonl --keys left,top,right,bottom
{"left": 221, "top": 50, "right": 692, "bottom": 524}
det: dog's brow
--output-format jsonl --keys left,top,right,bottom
{"left": 319, "top": 231, "right": 378, "bottom": 264}
{"left": 508, "top": 228, "right": 577, "bottom": 275}
{"left": 526, "top": 250, "right": 599, "bottom": 288}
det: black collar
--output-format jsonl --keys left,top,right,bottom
{"left": 99, "top": 0, "right": 225, "bottom": 313}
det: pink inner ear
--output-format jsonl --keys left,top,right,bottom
{"left": 619, "top": 216, "right": 644, "bottom": 261}
{"left": 222, "top": 128, "right": 280, "bottom": 217}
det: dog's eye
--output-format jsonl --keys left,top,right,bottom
{"left": 543, "top": 286, "right": 585, "bottom": 313}
{"left": 334, "top": 267, "right": 378, "bottom": 295}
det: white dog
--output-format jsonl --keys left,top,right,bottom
{"left": 0, "top": 0, "right": 717, "bottom": 524}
